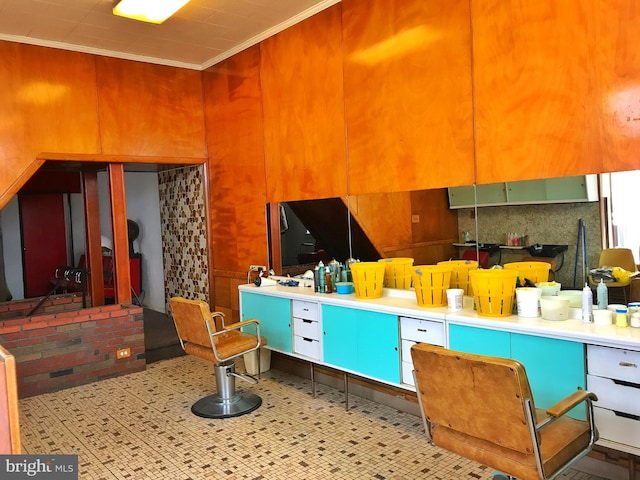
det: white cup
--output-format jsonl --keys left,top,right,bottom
{"left": 446, "top": 288, "right": 464, "bottom": 311}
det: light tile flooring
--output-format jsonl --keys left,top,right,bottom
{"left": 20, "top": 356, "right": 610, "bottom": 480}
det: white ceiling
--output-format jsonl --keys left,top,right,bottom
{"left": 0, "top": 0, "right": 339, "bottom": 70}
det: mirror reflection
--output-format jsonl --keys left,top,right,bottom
{"left": 269, "top": 172, "right": 640, "bottom": 299}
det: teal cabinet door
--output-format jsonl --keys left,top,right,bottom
{"left": 511, "top": 333, "right": 585, "bottom": 419}
{"left": 448, "top": 324, "right": 510, "bottom": 358}
{"left": 240, "top": 292, "right": 292, "bottom": 353}
{"left": 322, "top": 305, "right": 400, "bottom": 384}
{"left": 322, "top": 305, "right": 358, "bottom": 372}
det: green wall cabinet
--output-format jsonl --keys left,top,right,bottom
{"left": 322, "top": 305, "right": 400, "bottom": 384}
{"left": 448, "top": 175, "right": 598, "bottom": 208}
{"left": 240, "top": 291, "right": 292, "bottom": 353}
{"left": 448, "top": 324, "right": 585, "bottom": 417}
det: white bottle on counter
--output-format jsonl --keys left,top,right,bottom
{"left": 582, "top": 283, "right": 593, "bottom": 323}
{"left": 597, "top": 279, "right": 608, "bottom": 310}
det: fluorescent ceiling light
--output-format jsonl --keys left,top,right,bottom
{"left": 113, "top": 0, "right": 191, "bottom": 24}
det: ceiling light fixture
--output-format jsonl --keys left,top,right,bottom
{"left": 113, "top": 0, "right": 191, "bottom": 24}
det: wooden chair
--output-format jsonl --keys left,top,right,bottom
{"left": 411, "top": 344, "right": 598, "bottom": 480}
{"left": 169, "top": 297, "right": 266, "bottom": 419}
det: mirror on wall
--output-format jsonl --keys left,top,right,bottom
{"left": 264, "top": 172, "right": 640, "bottom": 292}
{"left": 267, "top": 198, "right": 379, "bottom": 276}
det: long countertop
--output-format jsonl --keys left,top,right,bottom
{"left": 238, "top": 282, "right": 640, "bottom": 351}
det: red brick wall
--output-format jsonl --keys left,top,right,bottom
{"left": 0, "top": 293, "right": 85, "bottom": 320}
{"left": 0, "top": 297, "right": 145, "bottom": 398}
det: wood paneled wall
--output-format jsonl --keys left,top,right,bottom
{"left": 95, "top": 57, "right": 207, "bottom": 158}
{"left": 202, "top": 46, "right": 269, "bottom": 314}
{"left": 0, "top": 42, "right": 101, "bottom": 207}
{"left": 261, "top": 4, "right": 348, "bottom": 202}
{"left": 342, "top": 0, "right": 475, "bottom": 195}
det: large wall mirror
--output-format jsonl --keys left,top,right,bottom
{"left": 267, "top": 171, "right": 640, "bottom": 291}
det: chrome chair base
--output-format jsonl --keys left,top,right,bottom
{"left": 191, "top": 392, "right": 262, "bottom": 419}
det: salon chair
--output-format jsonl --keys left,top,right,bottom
{"left": 169, "top": 297, "right": 266, "bottom": 419}
{"left": 588, "top": 247, "right": 638, "bottom": 303}
{"left": 411, "top": 344, "right": 598, "bottom": 480}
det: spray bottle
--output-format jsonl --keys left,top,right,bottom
{"left": 597, "top": 279, "right": 608, "bottom": 310}
{"left": 582, "top": 283, "right": 593, "bottom": 323}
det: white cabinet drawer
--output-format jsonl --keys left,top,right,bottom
{"left": 587, "top": 345, "right": 640, "bottom": 384}
{"left": 400, "top": 317, "right": 445, "bottom": 345}
{"left": 401, "top": 360, "right": 415, "bottom": 386}
{"left": 293, "top": 317, "right": 321, "bottom": 341}
{"left": 292, "top": 300, "right": 318, "bottom": 321}
{"left": 293, "top": 335, "right": 321, "bottom": 360}
{"left": 594, "top": 406, "right": 640, "bottom": 448}
{"left": 402, "top": 339, "right": 418, "bottom": 363}
{"left": 587, "top": 374, "right": 640, "bottom": 416}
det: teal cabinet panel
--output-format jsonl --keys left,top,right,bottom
{"left": 448, "top": 324, "right": 510, "bottom": 358}
{"left": 240, "top": 292, "right": 292, "bottom": 353}
{"left": 322, "top": 305, "right": 400, "bottom": 384}
{"left": 322, "top": 304, "right": 359, "bottom": 371}
{"left": 449, "top": 324, "right": 586, "bottom": 420}
{"left": 511, "top": 333, "right": 585, "bottom": 419}
{"left": 355, "top": 310, "right": 400, "bottom": 382}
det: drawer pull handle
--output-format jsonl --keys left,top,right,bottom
{"left": 303, "top": 319, "right": 313, "bottom": 324}
{"left": 303, "top": 308, "right": 309, "bottom": 312}
{"left": 612, "top": 379, "right": 640, "bottom": 389}
{"left": 303, "top": 337, "right": 313, "bottom": 343}
{"left": 417, "top": 328, "right": 428, "bottom": 333}
{"left": 613, "top": 410, "right": 640, "bottom": 421}
{"left": 619, "top": 362, "right": 638, "bottom": 368}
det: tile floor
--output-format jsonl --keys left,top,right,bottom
{"left": 20, "top": 356, "right": 610, "bottom": 480}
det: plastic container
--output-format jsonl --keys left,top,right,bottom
{"left": 412, "top": 265, "right": 452, "bottom": 307}
{"left": 438, "top": 260, "right": 478, "bottom": 296}
{"left": 616, "top": 307, "right": 628, "bottom": 327}
{"left": 535, "top": 281, "right": 561, "bottom": 296}
{"left": 593, "top": 309, "right": 613, "bottom": 325}
{"left": 469, "top": 269, "right": 518, "bottom": 317}
{"left": 335, "top": 282, "right": 354, "bottom": 294}
{"left": 504, "top": 261, "right": 551, "bottom": 285}
{"left": 378, "top": 258, "right": 414, "bottom": 289}
{"left": 243, "top": 348, "right": 271, "bottom": 375}
{"left": 350, "top": 262, "right": 386, "bottom": 299}
{"left": 558, "top": 290, "right": 583, "bottom": 308}
{"left": 540, "top": 296, "right": 570, "bottom": 321}
{"left": 446, "top": 288, "right": 464, "bottom": 310}
{"left": 515, "top": 287, "right": 541, "bottom": 318}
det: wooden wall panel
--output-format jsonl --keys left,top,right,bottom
{"left": 473, "top": 1, "right": 603, "bottom": 184}
{"left": 96, "top": 57, "right": 206, "bottom": 158}
{"left": 348, "top": 188, "right": 457, "bottom": 263}
{"left": 261, "top": 5, "right": 347, "bottom": 202}
{"left": 0, "top": 42, "right": 100, "bottom": 208}
{"left": 203, "top": 46, "right": 268, "bottom": 280}
{"left": 597, "top": 0, "right": 640, "bottom": 173}
{"left": 342, "top": 0, "right": 474, "bottom": 195}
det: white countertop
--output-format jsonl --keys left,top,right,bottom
{"left": 239, "top": 283, "right": 640, "bottom": 351}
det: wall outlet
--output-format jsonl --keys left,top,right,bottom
{"left": 249, "top": 265, "right": 267, "bottom": 272}
{"left": 117, "top": 347, "right": 131, "bottom": 359}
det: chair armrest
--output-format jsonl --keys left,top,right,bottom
{"left": 546, "top": 389, "right": 598, "bottom": 418}
{"left": 222, "top": 319, "right": 261, "bottom": 331}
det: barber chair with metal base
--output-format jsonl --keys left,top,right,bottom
{"left": 169, "top": 297, "right": 266, "bottom": 419}
{"left": 411, "top": 344, "right": 598, "bottom": 480}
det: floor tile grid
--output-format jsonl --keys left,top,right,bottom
{"left": 19, "top": 356, "right": 608, "bottom": 480}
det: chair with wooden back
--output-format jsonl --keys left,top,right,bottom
{"left": 411, "top": 344, "right": 598, "bottom": 480}
{"left": 169, "top": 296, "right": 266, "bottom": 419}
